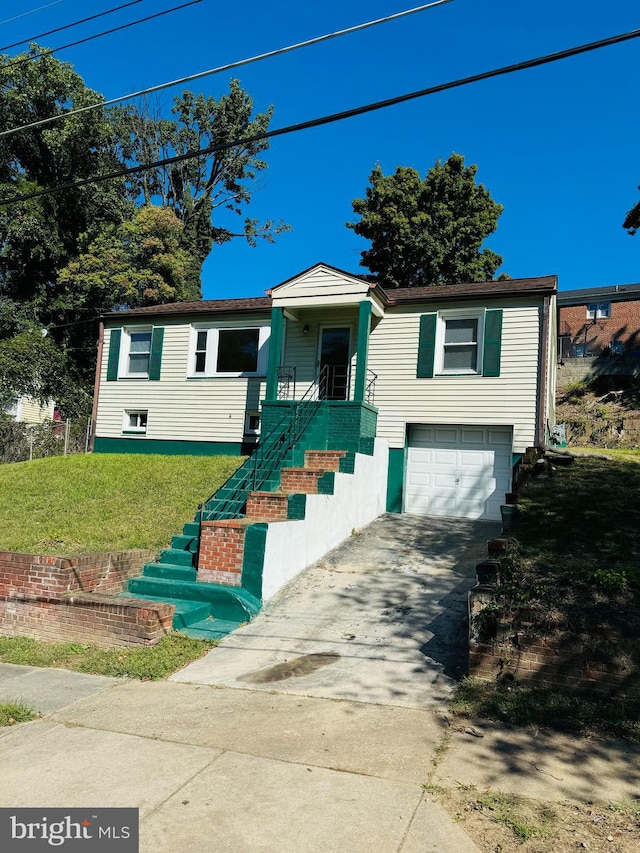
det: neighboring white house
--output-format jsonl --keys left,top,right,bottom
{"left": 93, "top": 263, "right": 557, "bottom": 522}
{"left": 3, "top": 396, "right": 56, "bottom": 424}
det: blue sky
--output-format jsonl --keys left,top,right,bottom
{"left": 3, "top": 0, "right": 640, "bottom": 298}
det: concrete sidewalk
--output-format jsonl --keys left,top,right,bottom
{"left": 1, "top": 666, "right": 640, "bottom": 852}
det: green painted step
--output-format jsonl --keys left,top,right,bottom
{"left": 126, "top": 576, "right": 261, "bottom": 622}
{"left": 142, "top": 563, "right": 197, "bottom": 582}
{"left": 159, "top": 548, "right": 194, "bottom": 567}
{"left": 121, "top": 594, "right": 210, "bottom": 630}
{"left": 183, "top": 521, "right": 201, "bottom": 537}
{"left": 179, "top": 617, "right": 243, "bottom": 640}
{"left": 171, "top": 534, "right": 197, "bottom": 552}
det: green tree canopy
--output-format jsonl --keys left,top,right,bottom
{"left": 347, "top": 153, "right": 505, "bottom": 287}
{"left": 623, "top": 188, "right": 640, "bottom": 235}
{"left": 113, "top": 80, "right": 290, "bottom": 295}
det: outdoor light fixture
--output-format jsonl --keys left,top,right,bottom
{"left": 303, "top": 324, "right": 310, "bottom": 335}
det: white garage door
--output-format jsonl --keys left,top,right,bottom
{"left": 405, "top": 425, "right": 512, "bottom": 521}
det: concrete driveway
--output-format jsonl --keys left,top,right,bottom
{"left": 172, "top": 514, "right": 500, "bottom": 709}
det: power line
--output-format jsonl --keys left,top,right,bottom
{"left": 1, "top": 22, "right": 639, "bottom": 208}
{"left": 0, "top": 0, "right": 203, "bottom": 71}
{"left": 0, "top": 0, "right": 146, "bottom": 53}
{"left": 0, "top": 1, "right": 454, "bottom": 141}
{"left": 0, "top": 1, "right": 64, "bottom": 28}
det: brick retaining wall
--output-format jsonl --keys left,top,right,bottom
{"left": 0, "top": 549, "right": 174, "bottom": 647}
{"left": 469, "top": 585, "right": 640, "bottom": 697}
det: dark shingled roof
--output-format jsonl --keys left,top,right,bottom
{"left": 102, "top": 274, "right": 556, "bottom": 320}
{"left": 379, "top": 275, "right": 557, "bottom": 304}
{"left": 103, "top": 296, "right": 272, "bottom": 320}
{"left": 557, "top": 283, "right": 640, "bottom": 306}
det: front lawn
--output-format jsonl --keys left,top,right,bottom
{"left": 0, "top": 452, "right": 243, "bottom": 554}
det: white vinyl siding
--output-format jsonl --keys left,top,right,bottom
{"left": 13, "top": 397, "right": 55, "bottom": 424}
{"left": 368, "top": 299, "right": 542, "bottom": 454}
{"left": 281, "top": 307, "right": 359, "bottom": 398}
{"left": 97, "top": 315, "right": 268, "bottom": 444}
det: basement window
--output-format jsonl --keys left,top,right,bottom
{"left": 123, "top": 410, "right": 148, "bottom": 434}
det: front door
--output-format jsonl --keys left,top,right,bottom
{"left": 318, "top": 327, "right": 351, "bottom": 400}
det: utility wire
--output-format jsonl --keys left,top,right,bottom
{"left": 0, "top": 1, "right": 454, "bottom": 141}
{"left": 0, "top": 1, "right": 64, "bottom": 28}
{"left": 0, "top": 0, "right": 146, "bottom": 53}
{"left": 1, "top": 22, "right": 639, "bottom": 208}
{"left": 0, "top": 0, "right": 203, "bottom": 71}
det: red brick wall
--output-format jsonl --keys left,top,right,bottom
{"left": 280, "top": 468, "right": 321, "bottom": 494}
{"left": 0, "top": 594, "right": 174, "bottom": 648}
{"left": 0, "top": 549, "right": 155, "bottom": 600}
{"left": 468, "top": 586, "right": 639, "bottom": 697}
{"left": 245, "top": 492, "right": 289, "bottom": 521}
{"left": 0, "top": 549, "right": 173, "bottom": 647}
{"left": 559, "top": 301, "right": 640, "bottom": 355}
{"left": 198, "top": 520, "right": 245, "bottom": 586}
{"left": 469, "top": 635, "right": 640, "bottom": 698}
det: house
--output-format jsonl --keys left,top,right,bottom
{"left": 557, "top": 283, "right": 640, "bottom": 358}
{"left": 93, "top": 263, "right": 557, "bottom": 525}
{"left": 2, "top": 396, "right": 55, "bottom": 424}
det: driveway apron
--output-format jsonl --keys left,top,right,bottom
{"left": 172, "top": 514, "right": 500, "bottom": 709}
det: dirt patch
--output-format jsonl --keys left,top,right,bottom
{"left": 428, "top": 786, "right": 640, "bottom": 853}
{"left": 240, "top": 652, "right": 341, "bottom": 684}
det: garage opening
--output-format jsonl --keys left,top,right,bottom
{"left": 404, "top": 424, "right": 513, "bottom": 521}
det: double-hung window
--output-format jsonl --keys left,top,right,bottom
{"left": 436, "top": 311, "right": 484, "bottom": 374}
{"left": 417, "top": 309, "right": 502, "bottom": 378}
{"left": 586, "top": 302, "right": 610, "bottom": 320}
{"left": 189, "top": 325, "right": 270, "bottom": 377}
{"left": 126, "top": 331, "right": 152, "bottom": 376}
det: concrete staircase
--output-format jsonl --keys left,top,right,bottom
{"left": 124, "top": 402, "right": 357, "bottom": 640}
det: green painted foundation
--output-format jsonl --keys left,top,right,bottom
{"left": 93, "top": 437, "right": 243, "bottom": 456}
{"left": 386, "top": 447, "right": 405, "bottom": 513}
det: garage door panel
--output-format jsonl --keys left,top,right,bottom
{"left": 405, "top": 425, "right": 512, "bottom": 521}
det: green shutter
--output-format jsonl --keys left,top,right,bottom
{"left": 417, "top": 313, "right": 437, "bottom": 378}
{"left": 483, "top": 309, "right": 503, "bottom": 377}
{"left": 149, "top": 327, "right": 164, "bottom": 381}
{"left": 106, "top": 329, "right": 121, "bottom": 381}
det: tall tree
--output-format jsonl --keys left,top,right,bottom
{"left": 623, "top": 188, "right": 640, "bottom": 234}
{"left": 347, "top": 153, "right": 505, "bottom": 287}
{"left": 113, "top": 80, "right": 289, "bottom": 296}
{"left": 0, "top": 47, "right": 131, "bottom": 311}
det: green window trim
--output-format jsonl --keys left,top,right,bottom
{"left": 482, "top": 309, "right": 503, "bottom": 377}
{"left": 106, "top": 329, "right": 121, "bottom": 381}
{"left": 149, "top": 327, "right": 164, "bottom": 381}
{"left": 416, "top": 313, "right": 437, "bottom": 378}
{"left": 417, "top": 309, "right": 503, "bottom": 378}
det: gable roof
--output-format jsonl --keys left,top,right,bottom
{"left": 101, "top": 270, "right": 556, "bottom": 321}
{"left": 557, "top": 283, "right": 640, "bottom": 307}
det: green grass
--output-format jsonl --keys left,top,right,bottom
{"left": 452, "top": 678, "right": 640, "bottom": 742}
{"left": 0, "top": 453, "right": 243, "bottom": 554}
{"left": 460, "top": 453, "right": 640, "bottom": 740}
{"left": 0, "top": 700, "right": 37, "bottom": 727}
{"left": 0, "top": 634, "right": 217, "bottom": 680}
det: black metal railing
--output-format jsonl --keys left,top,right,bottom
{"left": 277, "top": 366, "right": 296, "bottom": 400}
{"left": 197, "top": 368, "right": 328, "bottom": 524}
{"left": 365, "top": 369, "right": 377, "bottom": 405}
{"left": 319, "top": 364, "right": 350, "bottom": 401}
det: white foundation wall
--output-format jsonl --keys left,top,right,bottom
{"left": 261, "top": 439, "right": 389, "bottom": 600}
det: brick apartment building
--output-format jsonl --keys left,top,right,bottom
{"left": 558, "top": 283, "right": 640, "bottom": 359}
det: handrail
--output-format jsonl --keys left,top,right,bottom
{"left": 196, "top": 366, "right": 329, "bottom": 526}
{"left": 365, "top": 368, "right": 377, "bottom": 405}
